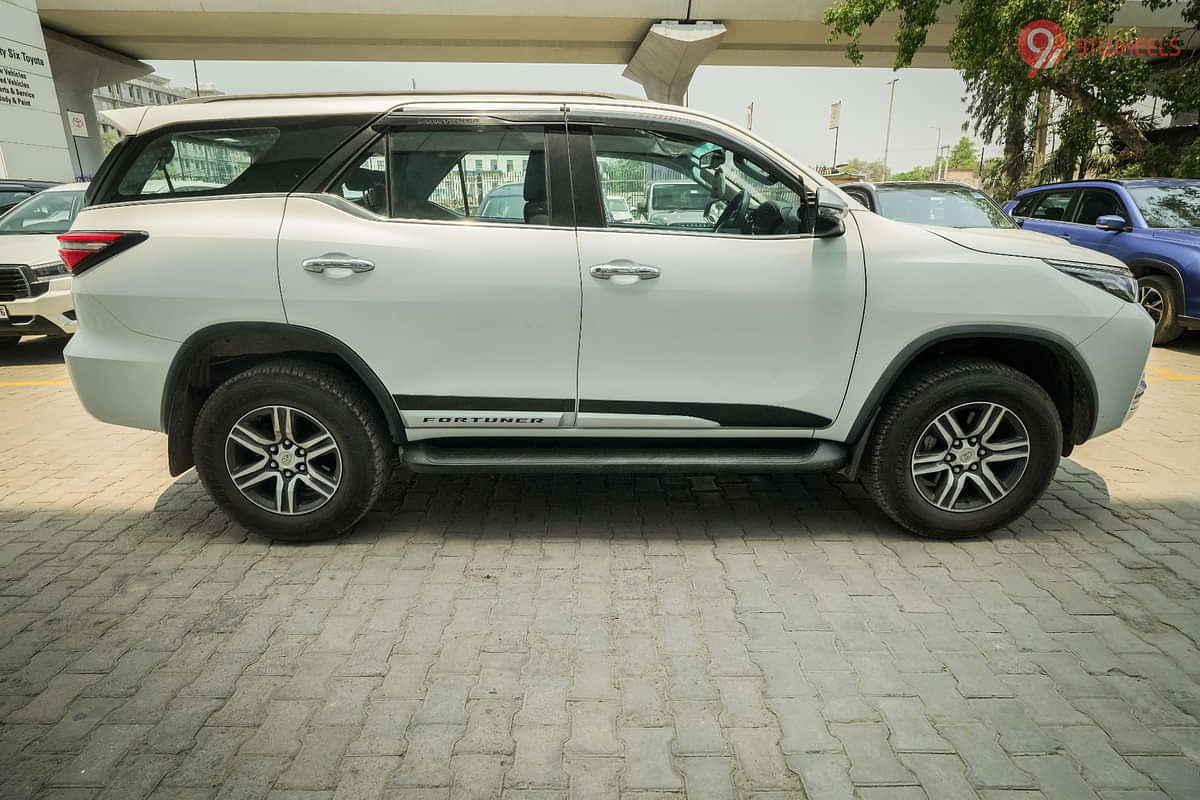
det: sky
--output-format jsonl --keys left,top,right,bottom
{"left": 147, "top": 60, "right": 981, "bottom": 173}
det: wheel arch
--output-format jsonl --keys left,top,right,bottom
{"left": 839, "top": 326, "right": 1097, "bottom": 480}
{"left": 162, "top": 322, "right": 404, "bottom": 476}
{"left": 1127, "top": 257, "right": 1187, "bottom": 309}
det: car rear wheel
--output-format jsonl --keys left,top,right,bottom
{"left": 1138, "top": 273, "right": 1184, "bottom": 345}
{"left": 863, "top": 358, "right": 1062, "bottom": 538}
{"left": 193, "top": 360, "right": 392, "bottom": 542}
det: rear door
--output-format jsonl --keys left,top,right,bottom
{"left": 1020, "top": 188, "right": 1078, "bottom": 240}
{"left": 277, "top": 114, "right": 583, "bottom": 433}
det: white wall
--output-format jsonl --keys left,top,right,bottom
{"left": 0, "top": 0, "right": 73, "bottom": 180}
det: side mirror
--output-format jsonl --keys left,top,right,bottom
{"left": 637, "top": 203, "right": 647, "bottom": 216}
{"left": 814, "top": 187, "right": 847, "bottom": 238}
{"left": 1096, "top": 214, "right": 1127, "bottom": 232}
{"left": 1011, "top": 215, "right": 1025, "bottom": 227}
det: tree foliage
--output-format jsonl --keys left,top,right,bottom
{"left": 947, "top": 136, "right": 977, "bottom": 169}
{"left": 844, "top": 157, "right": 890, "bottom": 180}
{"left": 823, "top": 0, "right": 1199, "bottom": 179}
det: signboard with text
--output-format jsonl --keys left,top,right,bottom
{"left": 829, "top": 102, "right": 841, "bottom": 130}
{"left": 67, "top": 110, "right": 88, "bottom": 138}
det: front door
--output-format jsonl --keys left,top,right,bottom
{"left": 277, "top": 119, "right": 582, "bottom": 432}
{"left": 568, "top": 122, "right": 866, "bottom": 431}
{"left": 1020, "top": 188, "right": 1079, "bottom": 242}
{"left": 1068, "top": 188, "right": 1131, "bottom": 258}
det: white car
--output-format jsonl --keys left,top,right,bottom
{"left": 0, "top": 182, "right": 87, "bottom": 346}
{"left": 64, "top": 92, "right": 1152, "bottom": 541}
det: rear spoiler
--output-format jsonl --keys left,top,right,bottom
{"left": 98, "top": 106, "right": 149, "bottom": 136}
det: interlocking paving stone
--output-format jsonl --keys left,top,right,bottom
{"left": 2, "top": 337, "right": 1200, "bottom": 797}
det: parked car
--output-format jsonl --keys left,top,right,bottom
{"left": 1006, "top": 178, "right": 1200, "bottom": 344}
{"left": 0, "top": 179, "right": 59, "bottom": 215}
{"left": 0, "top": 182, "right": 87, "bottom": 347}
{"left": 606, "top": 196, "right": 634, "bottom": 223}
{"left": 842, "top": 181, "right": 1016, "bottom": 229}
{"left": 64, "top": 92, "right": 1151, "bottom": 542}
{"left": 640, "top": 180, "right": 720, "bottom": 229}
{"left": 476, "top": 182, "right": 525, "bottom": 220}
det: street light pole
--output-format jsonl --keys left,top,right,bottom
{"left": 883, "top": 78, "right": 899, "bottom": 178}
{"left": 931, "top": 126, "right": 942, "bottom": 180}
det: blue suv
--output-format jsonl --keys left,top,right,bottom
{"left": 1005, "top": 178, "right": 1200, "bottom": 344}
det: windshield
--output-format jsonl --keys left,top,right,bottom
{"left": 874, "top": 186, "right": 1014, "bottom": 229}
{"left": 650, "top": 183, "right": 710, "bottom": 212}
{"left": 1127, "top": 185, "right": 1200, "bottom": 228}
{"left": 607, "top": 198, "right": 629, "bottom": 212}
{"left": 0, "top": 189, "right": 84, "bottom": 235}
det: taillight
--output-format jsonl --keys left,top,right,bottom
{"left": 57, "top": 231, "right": 147, "bottom": 275}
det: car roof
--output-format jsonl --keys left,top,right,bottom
{"left": 839, "top": 181, "right": 979, "bottom": 191}
{"left": 41, "top": 182, "right": 89, "bottom": 192}
{"left": 0, "top": 179, "right": 59, "bottom": 189}
{"left": 1016, "top": 177, "right": 1200, "bottom": 195}
{"left": 101, "top": 90, "right": 663, "bottom": 137}
{"left": 484, "top": 183, "right": 524, "bottom": 195}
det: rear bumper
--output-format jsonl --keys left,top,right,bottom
{"left": 64, "top": 295, "right": 179, "bottom": 432}
{"left": 1075, "top": 302, "right": 1155, "bottom": 439}
{"left": 0, "top": 281, "right": 75, "bottom": 337}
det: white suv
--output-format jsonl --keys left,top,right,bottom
{"left": 64, "top": 92, "right": 1152, "bottom": 541}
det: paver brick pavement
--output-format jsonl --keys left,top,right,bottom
{"left": 2, "top": 335, "right": 1200, "bottom": 798}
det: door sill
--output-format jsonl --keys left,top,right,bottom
{"left": 401, "top": 437, "right": 848, "bottom": 473}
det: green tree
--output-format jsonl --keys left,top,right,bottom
{"left": 947, "top": 136, "right": 977, "bottom": 170}
{"left": 823, "top": 0, "right": 1195, "bottom": 177}
{"left": 844, "top": 157, "right": 890, "bottom": 180}
{"left": 890, "top": 164, "right": 934, "bottom": 180}
{"left": 101, "top": 130, "right": 120, "bottom": 155}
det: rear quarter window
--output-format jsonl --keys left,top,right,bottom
{"left": 93, "top": 115, "right": 370, "bottom": 205}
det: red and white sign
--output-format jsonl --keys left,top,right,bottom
{"left": 66, "top": 110, "right": 89, "bottom": 138}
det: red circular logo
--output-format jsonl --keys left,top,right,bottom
{"left": 1019, "top": 20, "right": 1067, "bottom": 76}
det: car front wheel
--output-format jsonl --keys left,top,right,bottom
{"left": 863, "top": 358, "right": 1062, "bottom": 538}
{"left": 193, "top": 360, "right": 392, "bottom": 541}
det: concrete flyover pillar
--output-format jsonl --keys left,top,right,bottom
{"left": 623, "top": 20, "right": 727, "bottom": 106}
{"left": 43, "top": 29, "right": 150, "bottom": 179}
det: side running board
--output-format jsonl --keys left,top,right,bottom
{"left": 401, "top": 439, "right": 848, "bottom": 474}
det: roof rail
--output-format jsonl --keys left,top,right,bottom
{"left": 178, "top": 89, "right": 644, "bottom": 105}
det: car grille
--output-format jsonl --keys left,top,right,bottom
{"left": 0, "top": 265, "right": 31, "bottom": 302}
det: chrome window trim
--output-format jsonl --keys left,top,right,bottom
{"left": 89, "top": 192, "right": 290, "bottom": 210}
{"left": 298, "top": 192, "right": 574, "bottom": 233}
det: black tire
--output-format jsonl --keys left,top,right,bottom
{"left": 193, "top": 360, "right": 392, "bottom": 542}
{"left": 1138, "top": 273, "right": 1184, "bottom": 345}
{"left": 862, "top": 358, "right": 1062, "bottom": 539}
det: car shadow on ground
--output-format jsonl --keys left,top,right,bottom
{"left": 0, "top": 335, "right": 68, "bottom": 367}
{"left": 1162, "top": 329, "right": 1200, "bottom": 355}
{"left": 141, "top": 457, "right": 1129, "bottom": 547}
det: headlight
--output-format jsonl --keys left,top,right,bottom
{"left": 29, "top": 260, "right": 69, "bottom": 282}
{"left": 1044, "top": 258, "right": 1137, "bottom": 303}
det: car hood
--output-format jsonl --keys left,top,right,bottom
{"left": 1147, "top": 227, "right": 1200, "bottom": 246}
{"left": 927, "top": 226, "right": 1127, "bottom": 268}
{"left": 0, "top": 234, "right": 63, "bottom": 267}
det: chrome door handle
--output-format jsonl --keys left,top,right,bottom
{"left": 302, "top": 253, "right": 375, "bottom": 273}
{"left": 589, "top": 263, "right": 660, "bottom": 280}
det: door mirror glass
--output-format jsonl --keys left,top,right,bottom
{"left": 1095, "top": 214, "right": 1127, "bottom": 231}
{"left": 814, "top": 187, "right": 847, "bottom": 238}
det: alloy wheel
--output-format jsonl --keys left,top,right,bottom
{"left": 1139, "top": 284, "right": 1165, "bottom": 323}
{"left": 224, "top": 405, "right": 342, "bottom": 515}
{"left": 910, "top": 401, "right": 1031, "bottom": 513}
